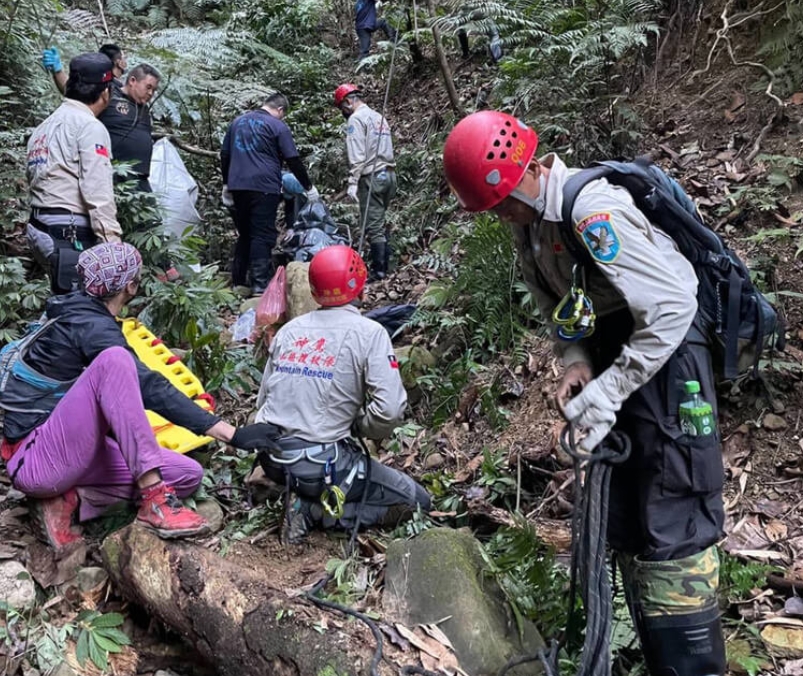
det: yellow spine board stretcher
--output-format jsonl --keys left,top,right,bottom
{"left": 120, "top": 318, "right": 214, "bottom": 454}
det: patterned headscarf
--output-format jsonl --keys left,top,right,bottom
{"left": 77, "top": 242, "right": 142, "bottom": 298}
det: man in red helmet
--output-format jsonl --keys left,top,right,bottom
{"left": 443, "top": 112, "right": 725, "bottom": 676}
{"left": 333, "top": 84, "right": 396, "bottom": 281}
{"left": 252, "top": 245, "right": 430, "bottom": 543}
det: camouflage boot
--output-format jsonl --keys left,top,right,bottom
{"left": 618, "top": 546, "right": 726, "bottom": 676}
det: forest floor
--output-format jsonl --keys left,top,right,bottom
{"left": 3, "top": 9, "right": 803, "bottom": 676}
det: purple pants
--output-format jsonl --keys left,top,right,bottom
{"left": 7, "top": 346, "right": 203, "bottom": 521}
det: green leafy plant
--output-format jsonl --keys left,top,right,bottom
{"left": 719, "top": 552, "right": 777, "bottom": 602}
{"left": 73, "top": 610, "right": 131, "bottom": 671}
{"left": 0, "top": 257, "right": 49, "bottom": 343}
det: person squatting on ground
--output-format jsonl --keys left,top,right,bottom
{"left": 355, "top": 0, "right": 397, "bottom": 60}
{"left": 26, "top": 53, "right": 123, "bottom": 295}
{"left": 334, "top": 84, "right": 396, "bottom": 281}
{"left": 42, "top": 43, "right": 128, "bottom": 96}
{"left": 98, "top": 63, "right": 161, "bottom": 193}
{"left": 253, "top": 245, "right": 431, "bottom": 543}
{"left": 443, "top": 111, "right": 726, "bottom": 676}
{"left": 0, "top": 242, "right": 281, "bottom": 551}
{"left": 220, "top": 92, "right": 321, "bottom": 295}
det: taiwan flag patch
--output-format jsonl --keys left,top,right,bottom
{"left": 95, "top": 144, "right": 109, "bottom": 157}
{"left": 388, "top": 354, "right": 399, "bottom": 369}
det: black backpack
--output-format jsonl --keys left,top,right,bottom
{"left": 560, "top": 158, "right": 783, "bottom": 380}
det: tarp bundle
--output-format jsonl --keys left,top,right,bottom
{"left": 149, "top": 138, "right": 201, "bottom": 241}
{"left": 277, "top": 200, "right": 349, "bottom": 263}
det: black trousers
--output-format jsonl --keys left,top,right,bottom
{"left": 231, "top": 191, "right": 281, "bottom": 287}
{"left": 591, "top": 310, "right": 725, "bottom": 562}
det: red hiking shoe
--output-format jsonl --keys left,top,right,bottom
{"left": 29, "top": 489, "right": 84, "bottom": 551}
{"left": 137, "top": 482, "right": 209, "bottom": 539}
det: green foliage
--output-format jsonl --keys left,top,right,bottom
{"left": 135, "top": 264, "right": 235, "bottom": 346}
{"left": 182, "top": 319, "right": 262, "bottom": 396}
{"left": 483, "top": 520, "right": 573, "bottom": 645}
{"left": 719, "top": 552, "right": 777, "bottom": 602}
{"left": 1, "top": 601, "right": 76, "bottom": 673}
{"left": 74, "top": 610, "right": 131, "bottom": 671}
{"left": 477, "top": 447, "right": 517, "bottom": 506}
{"left": 0, "top": 257, "right": 49, "bottom": 344}
{"left": 758, "top": 0, "right": 803, "bottom": 96}
{"left": 439, "top": 0, "right": 660, "bottom": 159}
{"left": 419, "top": 214, "right": 536, "bottom": 357}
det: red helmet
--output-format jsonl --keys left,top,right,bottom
{"left": 309, "top": 245, "right": 368, "bottom": 307}
{"left": 443, "top": 111, "right": 539, "bottom": 212}
{"left": 334, "top": 83, "right": 361, "bottom": 107}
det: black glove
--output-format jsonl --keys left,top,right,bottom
{"left": 231, "top": 423, "right": 282, "bottom": 451}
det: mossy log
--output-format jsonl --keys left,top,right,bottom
{"left": 101, "top": 525, "right": 388, "bottom": 676}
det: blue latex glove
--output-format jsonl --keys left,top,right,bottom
{"left": 42, "top": 48, "right": 63, "bottom": 74}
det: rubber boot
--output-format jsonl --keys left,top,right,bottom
{"left": 637, "top": 608, "right": 726, "bottom": 676}
{"left": 250, "top": 258, "right": 274, "bottom": 296}
{"left": 368, "top": 242, "right": 387, "bottom": 282}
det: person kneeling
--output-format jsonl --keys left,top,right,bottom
{"left": 253, "top": 245, "right": 431, "bottom": 543}
{"left": 0, "top": 242, "right": 276, "bottom": 551}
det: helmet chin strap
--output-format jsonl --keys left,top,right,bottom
{"left": 510, "top": 173, "right": 547, "bottom": 216}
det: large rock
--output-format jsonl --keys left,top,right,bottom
{"left": 395, "top": 345, "right": 436, "bottom": 405}
{"left": 384, "top": 528, "right": 543, "bottom": 676}
{"left": 0, "top": 561, "right": 36, "bottom": 610}
{"left": 285, "top": 262, "right": 319, "bottom": 320}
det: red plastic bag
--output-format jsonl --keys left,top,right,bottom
{"left": 256, "top": 265, "right": 287, "bottom": 327}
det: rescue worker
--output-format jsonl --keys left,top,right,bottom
{"left": 442, "top": 111, "right": 725, "bottom": 676}
{"left": 0, "top": 242, "right": 278, "bottom": 551}
{"left": 26, "top": 53, "right": 123, "bottom": 295}
{"left": 98, "top": 63, "right": 161, "bottom": 193}
{"left": 220, "top": 92, "right": 321, "bottom": 294}
{"left": 42, "top": 43, "right": 128, "bottom": 95}
{"left": 355, "top": 0, "right": 397, "bottom": 60}
{"left": 334, "top": 84, "right": 396, "bottom": 281}
{"left": 253, "top": 245, "right": 431, "bottom": 543}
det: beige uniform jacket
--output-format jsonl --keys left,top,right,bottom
{"left": 511, "top": 153, "right": 698, "bottom": 405}
{"left": 255, "top": 305, "right": 407, "bottom": 442}
{"left": 345, "top": 104, "right": 395, "bottom": 186}
{"left": 26, "top": 100, "right": 122, "bottom": 242}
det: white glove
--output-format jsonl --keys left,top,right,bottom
{"left": 305, "top": 186, "right": 321, "bottom": 202}
{"left": 221, "top": 185, "right": 234, "bottom": 208}
{"left": 347, "top": 183, "right": 359, "bottom": 202}
{"left": 376, "top": 0, "right": 382, "bottom": 10}
{"left": 562, "top": 379, "right": 619, "bottom": 453}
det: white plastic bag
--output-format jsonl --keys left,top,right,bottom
{"left": 149, "top": 138, "right": 202, "bottom": 241}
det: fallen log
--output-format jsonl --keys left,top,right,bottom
{"left": 101, "top": 525, "right": 392, "bottom": 676}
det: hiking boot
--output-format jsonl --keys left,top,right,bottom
{"left": 368, "top": 242, "right": 387, "bottom": 283}
{"left": 282, "top": 498, "right": 312, "bottom": 545}
{"left": 30, "top": 489, "right": 84, "bottom": 551}
{"left": 137, "top": 482, "right": 209, "bottom": 539}
{"left": 378, "top": 503, "right": 415, "bottom": 528}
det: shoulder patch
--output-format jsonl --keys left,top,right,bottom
{"left": 575, "top": 212, "right": 620, "bottom": 264}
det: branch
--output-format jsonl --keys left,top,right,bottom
{"left": 97, "top": 0, "right": 111, "bottom": 39}
{"left": 153, "top": 132, "right": 219, "bottom": 159}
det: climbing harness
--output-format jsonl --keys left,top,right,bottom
{"left": 499, "top": 424, "right": 631, "bottom": 676}
{"left": 356, "top": 9, "right": 403, "bottom": 252}
{"left": 552, "top": 265, "right": 596, "bottom": 341}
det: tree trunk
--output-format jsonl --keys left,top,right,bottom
{"left": 101, "top": 525, "right": 392, "bottom": 676}
{"left": 424, "top": 0, "right": 464, "bottom": 117}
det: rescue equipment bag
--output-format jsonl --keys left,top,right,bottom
{"left": 0, "top": 319, "right": 76, "bottom": 414}
{"left": 560, "top": 158, "right": 783, "bottom": 380}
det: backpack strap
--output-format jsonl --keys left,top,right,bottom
{"left": 560, "top": 165, "right": 613, "bottom": 266}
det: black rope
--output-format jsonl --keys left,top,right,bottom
{"left": 498, "top": 425, "right": 631, "bottom": 676}
{"left": 302, "top": 437, "right": 385, "bottom": 676}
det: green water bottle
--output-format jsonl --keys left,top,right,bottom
{"left": 679, "top": 381, "right": 714, "bottom": 437}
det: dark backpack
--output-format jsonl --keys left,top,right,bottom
{"left": 560, "top": 158, "right": 783, "bottom": 380}
{"left": 0, "top": 318, "right": 76, "bottom": 415}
